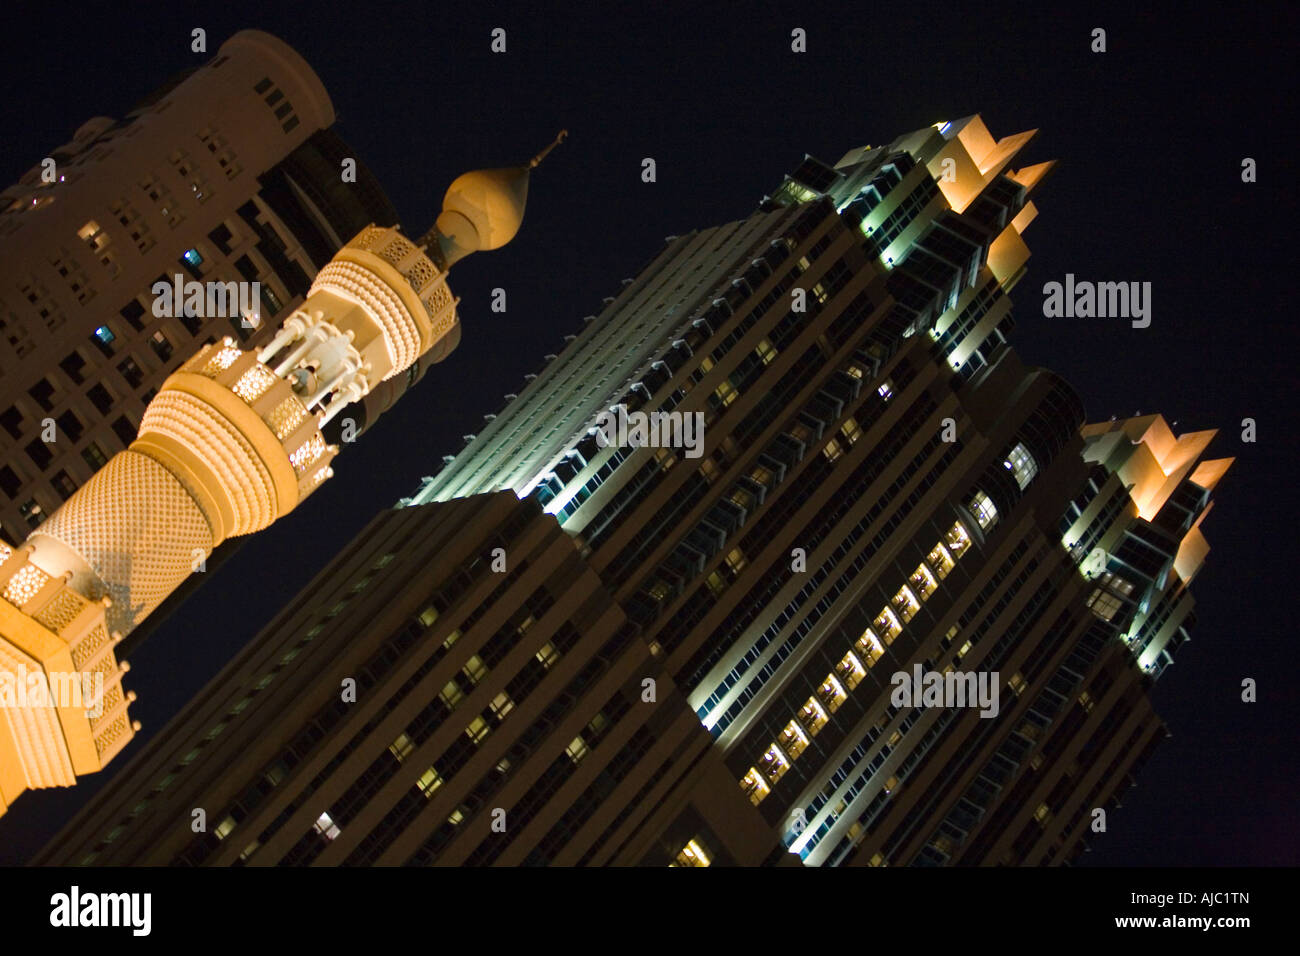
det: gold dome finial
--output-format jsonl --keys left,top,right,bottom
{"left": 425, "top": 130, "right": 566, "bottom": 268}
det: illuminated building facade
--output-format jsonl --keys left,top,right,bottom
{"left": 35, "top": 117, "right": 1229, "bottom": 865}
{"left": 0, "top": 29, "right": 404, "bottom": 546}
{"left": 2, "top": 31, "right": 554, "bottom": 817}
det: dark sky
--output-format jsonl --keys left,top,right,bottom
{"left": 1, "top": 2, "right": 1293, "bottom": 866}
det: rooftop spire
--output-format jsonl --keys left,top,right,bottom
{"left": 529, "top": 129, "right": 568, "bottom": 169}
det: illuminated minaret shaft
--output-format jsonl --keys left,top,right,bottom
{"left": 16, "top": 133, "right": 565, "bottom": 642}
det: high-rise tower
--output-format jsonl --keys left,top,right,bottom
{"left": 33, "top": 117, "right": 1228, "bottom": 866}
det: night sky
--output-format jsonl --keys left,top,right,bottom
{"left": 1, "top": 2, "right": 1293, "bottom": 866}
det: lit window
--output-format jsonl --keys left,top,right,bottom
{"left": 969, "top": 491, "right": 998, "bottom": 529}
{"left": 93, "top": 325, "right": 115, "bottom": 344}
{"left": 779, "top": 719, "right": 811, "bottom": 759}
{"left": 214, "top": 815, "right": 236, "bottom": 840}
{"left": 536, "top": 642, "right": 560, "bottom": 668}
{"left": 874, "top": 607, "right": 902, "bottom": 643}
{"left": 759, "top": 743, "right": 792, "bottom": 783}
{"left": 822, "top": 437, "right": 843, "bottom": 462}
{"left": 855, "top": 629, "right": 885, "bottom": 664}
{"left": 926, "top": 542, "right": 955, "bottom": 578}
{"left": 945, "top": 521, "right": 972, "bottom": 557}
{"left": 439, "top": 680, "right": 464, "bottom": 709}
{"left": 461, "top": 655, "right": 488, "bottom": 685}
{"left": 1086, "top": 589, "right": 1123, "bottom": 622}
{"left": 909, "top": 563, "right": 938, "bottom": 600}
{"left": 671, "top": 837, "right": 712, "bottom": 867}
{"left": 182, "top": 247, "right": 203, "bottom": 267}
{"left": 714, "top": 379, "right": 739, "bottom": 406}
{"left": 799, "top": 697, "right": 829, "bottom": 734}
{"left": 755, "top": 338, "right": 778, "bottom": 365}
{"left": 877, "top": 380, "right": 894, "bottom": 400}
{"left": 840, "top": 417, "right": 862, "bottom": 445}
{"left": 891, "top": 585, "right": 921, "bottom": 622}
{"left": 565, "top": 736, "right": 589, "bottom": 764}
{"left": 389, "top": 732, "right": 415, "bottom": 761}
{"left": 836, "top": 650, "right": 867, "bottom": 689}
{"left": 724, "top": 548, "right": 747, "bottom": 574}
{"left": 816, "top": 674, "right": 848, "bottom": 713}
{"left": 1003, "top": 442, "right": 1038, "bottom": 490}
{"left": 740, "top": 768, "right": 771, "bottom": 805}
{"left": 417, "top": 767, "right": 443, "bottom": 797}
{"left": 465, "top": 716, "right": 491, "bottom": 744}
{"left": 313, "top": 811, "right": 341, "bottom": 841}
{"left": 418, "top": 607, "right": 438, "bottom": 627}
{"left": 489, "top": 692, "right": 514, "bottom": 721}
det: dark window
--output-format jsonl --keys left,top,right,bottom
{"left": 0, "top": 465, "right": 20, "bottom": 499}
{"left": 254, "top": 77, "right": 272, "bottom": 94}
{"left": 87, "top": 384, "right": 114, "bottom": 415}
{"left": 273, "top": 102, "right": 293, "bottom": 120}
{"left": 1, "top": 406, "right": 22, "bottom": 440}
{"left": 56, "top": 410, "right": 84, "bottom": 442}
{"left": 26, "top": 439, "right": 52, "bottom": 469}
{"left": 234, "top": 255, "right": 259, "bottom": 281}
{"left": 283, "top": 116, "right": 300, "bottom": 134}
{"left": 117, "top": 357, "right": 144, "bottom": 389}
{"left": 51, "top": 470, "right": 77, "bottom": 500}
{"left": 59, "top": 352, "right": 87, "bottom": 385}
{"left": 111, "top": 416, "right": 137, "bottom": 447}
{"left": 120, "top": 300, "right": 146, "bottom": 331}
{"left": 28, "top": 379, "right": 56, "bottom": 412}
{"left": 81, "top": 441, "right": 109, "bottom": 471}
{"left": 265, "top": 89, "right": 284, "bottom": 107}
{"left": 208, "top": 223, "right": 234, "bottom": 255}
{"left": 260, "top": 286, "right": 283, "bottom": 318}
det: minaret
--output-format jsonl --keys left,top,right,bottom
{"left": 0, "top": 135, "right": 564, "bottom": 813}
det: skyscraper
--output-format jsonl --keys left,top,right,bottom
{"left": 33, "top": 116, "right": 1229, "bottom": 866}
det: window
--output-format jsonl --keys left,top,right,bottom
{"left": 909, "top": 563, "right": 938, "bottom": 600}
{"left": 313, "top": 811, "right": 340, "bottom": 841}
{"left": 389, "top": 733, "right": 414, "bottom": 761}
{"left": 564, "top": 735, "right": 589, "bottom": 764}
{"left": 28, "top": 379, "right": 56, "bottom": 412}
{"left": 416, "top": 767, "right": 443, "bottom": 797}
{"left": 855, "top": 629, "right": 885, "bottom": 665}
{"left": 150, "top": 330, "right": 173, "bottom": 362}
{"left": 740, "top": 768, "right": 771, "bottom": 806}
{"left": 759, "top": 743, "right": 791, "bottom": 784}
{"left": 111, "top": 416, "right": 136, "bottom": 447}
{"left": 26, "top": 440, "right": 53, "bottom": 469}
{"left": 1, "top": 406, "right": 22, "bottom": 440}
{"left": 1004, "top": 442, "right": 1038, "bottom": 490}
{"left": 670, "top": 838, "right": 712, "bottom": 867}
{"left": 779, "top": 719, "right": 811, "bottom": 759}
{"left": 816, "top": 674, "right": 848, "bottom": 713}
{"left": 874, "top": 606, "right": 902, "bottom": 643}
{"left": 59, "top": 352, "right": 87, "bottom": 385}
{"left": 119, "top": 300, "right": 146, "bottom": 331}
{"left": 90, "top": 325, "right": 116, "bottom": 356}
{"left": 0, "top": 465, "right": 20, "bottom": 499}
{"left": 50, "top": 470, "right": 77, "bottom": 500}
{"left": 55, "top": 410, "right": 84, "bottom": 442}
{"left": 891, "top": 585, "right": 921, "bottom": 622}
{"left": 945, "top": 520, "right": 972, "bottom": 557}
{"left": 80, "top": 442, "right": 108, "bottom": 470}
{"left": 926, "top": 542, "right": 955, "bottom": 579}
{"left": 969, "top": 490, "right": 998, "bottom": 530}
{"left": 254, "top": 77, "right": 272, "bottom": 94}
{"left": 877, "top": 379, "right": 894, "bottom": 400}
{"left": 836, "top": 651, "right": 868, "bottom": 690}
